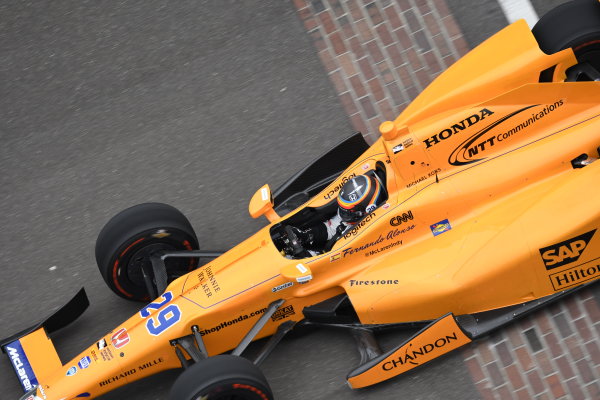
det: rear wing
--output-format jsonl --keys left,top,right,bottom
{"left": 0, "top": 288, "right": 89, "bottom": 394}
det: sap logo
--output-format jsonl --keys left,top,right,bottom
{"left": 423, "top": 108, "right": 494, "bottom": 148}
{"left": 539, "top": 229, "right": 596, "bottom": 270}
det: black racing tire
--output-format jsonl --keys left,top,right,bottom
{"left": 532, "top": 0, "right": 600, "bottom": 70}
{"left": 95, "top": 203, "right": 198, "bottom": 301}
{"left": 169, "top": 355, "right": 274, "bottom": 400}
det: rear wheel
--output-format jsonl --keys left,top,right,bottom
{"left": 169, "top": 355, "right": 274, "bottom": 400}
{"left": 532, "top": 0, "right": 600, "bottom": 72}
{"left": 95, "top": 203, "right": 199, "bottom": 301}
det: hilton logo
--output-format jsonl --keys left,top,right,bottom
{"left": 549, "top": 260, "right": 599, "bottom": 291}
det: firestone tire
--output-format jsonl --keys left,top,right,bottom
{"left": 532, "top": 0, "right": 600, "bottom": 70}
{"left": 169, "top": 355, "right": 274, "bottom": 400}
{"left": 95, "top": 203, "right": 199, "bottom": 301}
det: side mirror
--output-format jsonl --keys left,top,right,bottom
{"left": 248, "top": 184, "right": 279, "bottom": 222}
{"left": 280, "top": 263, "right": 313, "bottom": 283}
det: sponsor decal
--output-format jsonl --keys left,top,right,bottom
{"left": 66, "top": 366, "right": 77, "bottom": 376}
{"left": 349, "top": 279, "right": 399, "bottom": 286}
{"left": 550, "top": 259, "right": 600, "bottom": 290}
{"left": 197, "top": 265, "right": 221, "bottom": 298}
{"left": 382, "top": 203, "right": 390, "bottom": 209}
{"left": 423, "top": 108, "right": 495, "bottom": 148}
{"left": 151, "top": 229, "right": 170, "bottom": 239}
{"left": 90, "top": 350, "right": 98, "bottom": 362}
{"left": 346, "top": 314, "right": 471, "bottom": 388}
{"left": 406, "top": 169, "right": 441, "bottom": 188}
{"left": 272, "top": 282, "right": 293, "bottom": 293}
{"left": 138, "top": 357, "right": 164, "bottom": 371}
{"left": 382, "top": 332, "right": 461, "bottom": 370}
{"left": 38, "top": 385, "right": 47, "bottom": 399}
{"left": 540, "top": 229, "right": 596, "bottom": 270}
{"left": 78, "top": 356, "right": 91, "bottom": 370}
{"left": 448, "top": 101, "right": 564, "bottom": 166}
{"left": 324, "top": 173, "right": 356, "bottom": 200}
{"left": 199, "top": 308, "right": 268, "bottom": 336}
{"left": 430, "top": 220, "right": 451, "bottom": 236}
{"left": 6, "top": 340, "right": 38, "bottom": 391}
{"left": 96, "top": 339, "right": 107, "bottom": 350}
{"left": 343, "top": 212, "right": 376, "bottom": 239}
{"left": 111, "top": 328, "right": 129, "bottom": 349}
{"left": 271, "top": 305, "right": 296, "bottom": 322}
{"left": 98, "top": 369, "right": 136, "bottom": 387}
{"left": 392, "top": 144, "right": 404, "bottom": 154}
{"left": 403, "top": 137, "right": 413, "bottom": 149}
{"left": 100, "top": 347, "right": 114, "bottom": 361}
{"left": 389, "top": 211, "right": 413, "bottom": 226}
{"left": 365, "top": 239, "right": 403, "bottom": 257}
{"left": 362, "top": 163, "right": 370, "bottom": 170}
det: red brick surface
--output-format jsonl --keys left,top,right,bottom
{"left": 293, "top": 0, "right": 467, "bottom": 143}
{"left": 292, "top": 1, "right": 600, "bottom": 398}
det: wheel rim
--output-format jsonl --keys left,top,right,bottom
{"left": 126, "top": 242, "right": 179, "bottom": 288}
{"left": 575, "top": 41, "right": 600, "bottom": 72}
{"left": 113, "top": 228, "right": 197, "bottom": 299}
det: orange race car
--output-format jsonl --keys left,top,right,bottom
{"left": 3, "top": 1, "right": 600, "bottom": 399}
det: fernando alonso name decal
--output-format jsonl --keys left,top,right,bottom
{"left": 335, "top": 224, "right": 415, "bottom": 259}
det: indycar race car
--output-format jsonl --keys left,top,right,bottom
{"left": 2, "top": 1, "right": 600, "bottom": 399}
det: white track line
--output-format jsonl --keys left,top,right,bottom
{"left": 497, "top": 0, "right": 539, "bottom": 27}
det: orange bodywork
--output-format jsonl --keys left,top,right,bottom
{"left": 8, "top": 20, "right": 600, "bottom": 399}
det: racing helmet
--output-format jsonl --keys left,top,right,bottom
{"left": 337, "top": 175, "right": 382, "bottom": 223}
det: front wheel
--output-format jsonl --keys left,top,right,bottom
{"left": 532, "top": 0, "right": 600, "bottom": 72}
{"left": 169, "top": 355, "right": 274, "bottom": 400}
{"left": 95, "top": 202, "right": 199, "bottom": 301}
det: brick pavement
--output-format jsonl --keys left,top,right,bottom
{"left": 292, "top": 1, "right": 600, "bottom": 398}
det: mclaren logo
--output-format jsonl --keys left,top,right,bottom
{"left": 6, "top": 344, "right": 36, "bottom": 391}
{"left": 539, "top": 229, "right": 596, "bottom": 270}
{"left": 423, "top": 108, "right": 494, "bottom": 148}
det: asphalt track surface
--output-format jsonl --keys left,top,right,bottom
{"left": 0, "top": 2, "right": 494, "bottom": 400}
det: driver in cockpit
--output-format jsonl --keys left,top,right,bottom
{"left": 288, "top": 174, "right": 385, "bottom": 255}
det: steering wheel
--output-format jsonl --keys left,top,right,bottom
{"left": 283, "top": 225, "right": 306, "bottom": 257}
